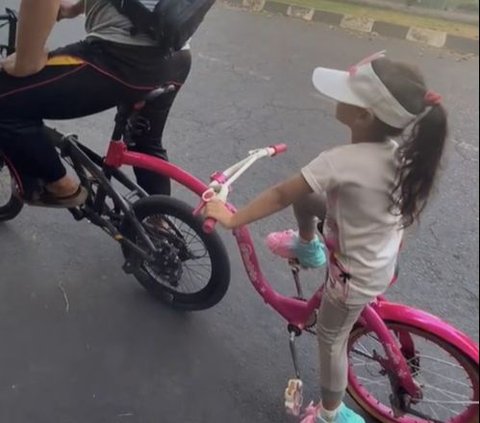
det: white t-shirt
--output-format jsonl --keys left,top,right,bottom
{"left": 302, "top": 140, "right": 403, "bottom": 304}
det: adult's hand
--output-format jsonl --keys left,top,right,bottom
{"left": 1, "top": 51, "right": 49, "bottom": 77}
{"left": 58, "top": 0, "right": 85, "bottom": 21}
{"left": 10, "top": 0, "right": 60, "bottom": 77}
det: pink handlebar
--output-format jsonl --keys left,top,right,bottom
{"left": 195, "top": 144, "right": 288, "bottom": 234}
{"left": 193, "top": 201, "right": 205, "bottom": 217}
{"left": 203, "top": 218, "right": 217, "bottom": 234}
{"left": 271, "top": 144, "right": 288, "bottom": 156}
{"left": 193, "top": 200, "right": 217, "bottom": 234}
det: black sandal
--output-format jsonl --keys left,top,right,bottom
{"left": 27, "top": 186, "right": 88, "bottom": 209}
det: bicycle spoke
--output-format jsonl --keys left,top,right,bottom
{"left": 419, "top": 398, "right": 479, "bottom": 406}
{"left": 411, "top": 354, "right": 465, "bottom": 369}
{"left": 185, "top": 266, "right": 208, "bottom": 289}
{"left": 351, "top": 358, "right": 370, "bottom": 367}
{"left": 351, "top": 343, "right": 380, "bottom": 362}
{"left": 429, "top": 400, "right": 463, "bottom": 416}
{"left": 420, "top": 382, "right": 473, "bottom": 401}
{"left": 184, "top": 262, "right": 212, "bottom": 271}
{"left": 351, "top": 350, "right": 377, "bottom": 362}
{"left": 180, "top": 267, "right": 198, "bottom": 292}
{"left": 349, "top": 323, "right": 478, "bottom": 422}
{"left": 357, "top": 341, "right": 375, "bottom": 356}
{"left": 409, "top": 364, "right": 473, "bottom": 388}
{"left": 139, "top": 211, "right": 216, "bottom": 295}
{"left": 366, "top": 333, "right": 382, "bottom": 344}
{"left": 356, "top": 376, "right": 389, "bottom": 387}
{"left": 184, "top": 265, "right": 209, "bottom": 282}
{"left": 427, "top": 403, "right": 441, "bottom": 420}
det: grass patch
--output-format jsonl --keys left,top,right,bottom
{"left": 277, "top": 0, "right": 479, "bottom": 39}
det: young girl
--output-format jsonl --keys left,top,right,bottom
{"left": 205, "top": 52, "right": 448, "bottom": 423}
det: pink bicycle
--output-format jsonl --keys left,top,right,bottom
{"left": 195, "top": 145, "right": 480, "bottom": 422}
{"left": 1, "top": 11, "right": 477, "bottom": 421}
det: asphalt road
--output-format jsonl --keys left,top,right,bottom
{"left": 0, "top": 1, "right": 479, "bottom": 422}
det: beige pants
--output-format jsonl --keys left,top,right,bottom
{"left": 293, "top": 194, "right": 371, "bottom": 403}
{"left": 317, "top": 281, "right": 367, "bottom": 403}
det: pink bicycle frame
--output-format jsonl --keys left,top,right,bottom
{"left": 233, "top": 224, "right": 422, "bottom": 396}
{"left": 104, "top": 141, "right": 208, "bottom": 198}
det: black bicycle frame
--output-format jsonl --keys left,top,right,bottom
{"left": 45, "top": 128, "right": 158, "bottom": 260}
{"left": 0, "top": 9, "right": 17, "bottom": 57}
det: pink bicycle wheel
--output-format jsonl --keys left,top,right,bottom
{"left": 348, "top": 322, "right": 479, "bottom": 423}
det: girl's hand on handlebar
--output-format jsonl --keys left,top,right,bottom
{"left": 204, "top": 201, "right": 236, "bottom": 230}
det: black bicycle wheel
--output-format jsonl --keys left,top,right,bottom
{"left": 0, "top": 153, "right": 23, "bottom": 222}
{"left": 121, "top": 195, "right": 231, "bottom": 311}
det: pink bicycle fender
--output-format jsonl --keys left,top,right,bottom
{"left": 375, "top": 301, "right": 479, "bottom": 365}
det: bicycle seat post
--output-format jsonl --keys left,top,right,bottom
{"left": 112, "top": 105, "right": 131, "bottom": 141}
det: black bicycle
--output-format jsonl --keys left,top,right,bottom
{"left": 0, "top": 9, "right": 231, "bottom": 311}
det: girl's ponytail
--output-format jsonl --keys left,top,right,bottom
{"left": 391, "top": 95, "right": 448, "bottom": 227}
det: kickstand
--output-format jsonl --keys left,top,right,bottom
{"left": 289, "top": 328, "right": 302, "bottom": 379}
{"left": 285, "top": 328, "right": 304, "bottom": 416}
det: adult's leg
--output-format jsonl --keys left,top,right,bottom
{"left": 126, "top": 49, "right": 192, "bottom": 195}
{"left": 0, "top": 54, "right": 90, "bottom": 199}
{"left": 0, "top": 41, "right": 157, "bottom": 201}
{"left": 0, "top": 119, "right": 66, "bottom": 185}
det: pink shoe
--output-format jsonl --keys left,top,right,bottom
{"left": 300, "top": 402, "right": 320, "bottom": 423}
{"left": 265, "top": 230, "right": 327, "bottom": 269}
{"left": 265, "top": 229, "right": 298, "bottom": 259}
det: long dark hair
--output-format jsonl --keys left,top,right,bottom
{"left": 371, "top": 59, "right": 448, "bottom": 228}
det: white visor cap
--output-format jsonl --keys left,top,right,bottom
{"left": 312, "top": 54, "right": 417, "bottom": 129}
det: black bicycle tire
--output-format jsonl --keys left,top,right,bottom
{"left": 121, "top": 195, "right": 231, "bottom": 311}
{"left": 0, "top": 154, "right": 24, "bottom": 222}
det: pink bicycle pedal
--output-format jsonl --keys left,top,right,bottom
{"left": 285, "top": 379, "right": 304, "bottom": 417}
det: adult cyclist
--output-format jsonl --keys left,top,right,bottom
{"left": 0, "top": 0, "right": 191, "bottom": 207}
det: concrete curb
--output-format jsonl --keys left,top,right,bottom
{"left": 223, "top": 0, "right": 479, "bottom": 55}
